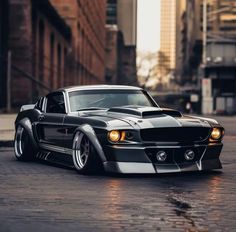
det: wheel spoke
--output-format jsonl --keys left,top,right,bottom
{"left": 73, "top": 132, "right": 91, "bottom": 169}
{"left": 83, "top": 154, "right": 88, "bottom": 165}
{"left": 80, "top": 152, "right": 86, "bottom": 159}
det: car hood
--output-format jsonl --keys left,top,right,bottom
{"left": 81, "top": 106, "right": 214, "bottom": 130}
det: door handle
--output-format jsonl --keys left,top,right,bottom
{"left": 38, "top": 115, "right": 45, "bottom": 121}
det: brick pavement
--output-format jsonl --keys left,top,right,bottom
{"left": 0, "top": 115, "right": 236, "bottom": 231}
{"left": 0, "top": 139, "right": 235, "bottom": 231}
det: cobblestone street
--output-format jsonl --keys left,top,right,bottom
{"left": 1, "top": 0, "right": 236, "bottom": 231}
{"left": 0, "top": 116, "right": 235, "bottom": 232}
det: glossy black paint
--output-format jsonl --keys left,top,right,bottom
{"left": 14, "top": 85, "right": 224, "bottom": 174}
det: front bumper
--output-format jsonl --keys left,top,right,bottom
{"left": 103, "top": 143, "right": 223, "bottom": 174}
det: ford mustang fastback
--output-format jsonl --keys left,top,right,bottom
{"left": 14, "top": 85, "right": 224, "bottom": 174}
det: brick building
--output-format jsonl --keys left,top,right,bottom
{"left": 0, "top": 0, "right": 9, "bottom": 109}
{"left": 0, "top": 0, "right": 107, "bottom": 110}
{"left": 50, "top": 0, "right": 107, "bottom": 85}
{"left": 0, "top": 0, "right": 71, "bottom": 109}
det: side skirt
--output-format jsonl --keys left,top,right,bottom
{"left": 37, "top": 143, "right": 74, "bottom": 168}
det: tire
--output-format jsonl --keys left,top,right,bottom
{"left": 72, "top": 131, "right": 103, "bottom": 174}
{"left": 14, "top": 125, "right": 37, "bottom": 161}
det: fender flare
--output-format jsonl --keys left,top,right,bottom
{"left": 16, "top": 118, "right": 38, "bottom": 150}
{"left": 73, "top": 124, "right": 107, "bottom": 163}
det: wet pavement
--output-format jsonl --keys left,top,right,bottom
{"left": 0, "top": 116, "right": 235, "bottom": 231}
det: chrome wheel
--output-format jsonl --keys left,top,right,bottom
{"left": 14, "top": 125, "right": 25, "bottom": 158}
{"left": 73, "top": 132, "right": 90, "bottom": 169}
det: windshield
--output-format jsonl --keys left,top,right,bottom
{"left": 69, "top": 89, "right": 157, "bottom": 112}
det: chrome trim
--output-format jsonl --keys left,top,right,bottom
{"left": 62, "top": 91, "right": 69, "bottom": 114}
{"left": 173, "top": 159, "right": 181, "bottom": 172}
{"left": 64, "top": 148, "right": 73, "bottom": 155}
{"left": 73, "top": 131, "right": 90, "bottom": 169}
{"left": 65, "top": 91, "right": 71, "bottom": 113}
{"left": 155, "top": 164, "right": 181, "bottom": 173}
{"left": 36, "top": 151, "right": 50, "bottom": 160}
{"left": 42, "top": 97, "right": 47, "bottom": 113}
{"left": 39, "top": 143, "right": 72, "bottom": 155}
{"left": 64, "top": 85, "right": 142, "bottom": 93}
{"left": 197, "top": 146, "right": 208, "bottom": 171}
{"left": 104, "top": 161, "right": 156, "bottom": 174}
{"left": 14, "top": 125, "right": 24, "bottom": 158}
{"left": 109, "top": 144, "right": 207, "bottom": 150}
{"left": 45, "top": 152, "right": 51, "bottom": 160}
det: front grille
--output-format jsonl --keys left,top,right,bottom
{"left": 140, "top": 127, "right": 211, "bottom": 143}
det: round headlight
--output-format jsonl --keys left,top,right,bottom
{"left": 108, "top": 130, "right": 121, "bottom": 142}
{"left": 211, "top": 128, "right": 222, "bottom": 140}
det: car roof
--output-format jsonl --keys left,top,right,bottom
{"left": 56, "top": 85, "right": 142, "bottom": 93}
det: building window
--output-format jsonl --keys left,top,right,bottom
{"left": 0, "top": 0, "right": 8, "bottom": 108}
{"left": 38, "top": 20, "right": 45, "bottom": 82}
{"left": 50, "top": 33, "right": 55, "bottom": 89}
{"left": 57, "top": 44, "right": 61, "bottom": 88}
{"left": 106, "top": 0, "right": 117, "bottom": 24}
{"left": 64, "top": 47, "right": 67, "bottom": 86}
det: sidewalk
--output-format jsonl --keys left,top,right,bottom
{"left": 0, "top": 114, "right": 16, "bottom": 146}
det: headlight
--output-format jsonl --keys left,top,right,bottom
{"left": 107, "top": 130, "right": 128, "bottom": 142}
{"left": 210, "top": 127, "right": 223, "bottom": 140}
{"left": 108, "top": 130, "right": 120, "bottom": 142}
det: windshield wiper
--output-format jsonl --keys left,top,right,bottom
{"left": 76, "top": 107, "right": 107, "bottom": 112}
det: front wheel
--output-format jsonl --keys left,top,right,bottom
{"left": 14, "top": 125, "right": 37, "bottom": 161}
{"left": 72, "top": 131, "right": 103, "bottom": 174}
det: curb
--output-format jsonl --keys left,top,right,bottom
{"left": 0, "top": 141, "right": 14, "bottom": 147}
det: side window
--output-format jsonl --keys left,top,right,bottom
{"left": 35, "top": 97, "right": 45, "bottom": 111}
{"left": 46, "top": 93, "right": 66, "bottom": 114}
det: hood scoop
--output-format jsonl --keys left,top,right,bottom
{"left": 108, "top": 106, "right": 182, "bottom": 118}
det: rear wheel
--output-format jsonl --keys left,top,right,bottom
{"left": 14, "top": 125, "right": 37, "bottom": 161}
{"left": 72, "top": 131, "right": 103, "bottom": 174}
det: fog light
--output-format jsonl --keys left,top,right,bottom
{"left": 156, "top": 151, "right": 167, "bottom": 162}
{"left": 184, "top": 150, "right": 195, "bottom": 161}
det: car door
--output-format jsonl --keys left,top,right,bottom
{"left": 37, "top": 92, "right": 66, "bottom": 152}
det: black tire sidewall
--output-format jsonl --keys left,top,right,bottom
{"left": 14, "top": 125, "right": 37, "bottom": 161}
{"left": 73, "top": 133, "right": 103, "bottom": 174}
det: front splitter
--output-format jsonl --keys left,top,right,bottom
{"left": 103, "top": 159, "right": 222, "bottom": 174}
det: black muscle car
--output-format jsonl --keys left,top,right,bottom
{"left": 14, "top": 85, "right": 224, "bottom": 174}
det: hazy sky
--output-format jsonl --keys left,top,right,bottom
{"left": 137, "top": 0, "right": 160, "bottom": 53}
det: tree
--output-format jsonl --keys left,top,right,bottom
{"left": 156, "top": 51, "right": 170, "bottom": 78}
{"left": 136, "top": 51, "right": 158, "bottom": 86}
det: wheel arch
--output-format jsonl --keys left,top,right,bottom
{"left": 73, "top": 124, "right": 107, "bottom": 163}
{"left": 15, "top": 118, "right": 38, "bottom": 150}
